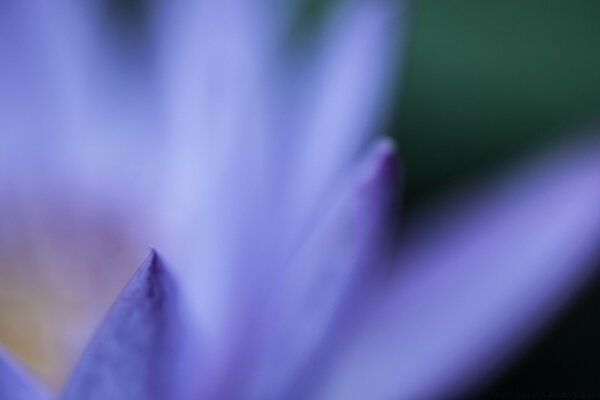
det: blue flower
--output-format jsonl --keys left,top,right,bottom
{"left": 1, "top": 1, "right": 600, "bottom": 399}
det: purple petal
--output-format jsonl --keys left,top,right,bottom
{"left": 151, "top": 0, "right": 284, "bottom": 340}
{"left": 0, "top": 0, "right": 160, "bottom": 197}
{"left": 313, "top": 137, "right": 600, "bottom": 399}
{"left": 0, "top": 0, "right": 95, "bottom": 163}
{"left": 283, "top": 0, "right": 404, "bottom": 251}
{"left": 0, "top": 347, "right": 47, "bottom": 400}
{"left": 149, "top": 4, "right": 404, "bottom": 358}
{"left": 250, "top": 139, "right": 398, "bottom": 399}
{"left": 60, "top": 251, "right": 192, "bottom": 400}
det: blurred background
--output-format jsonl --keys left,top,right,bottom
{"left": 391, "top": 0, "right": 600, "bottom": 396}
{"left": 303, "top": 0, "right": 600, "bottom": 396}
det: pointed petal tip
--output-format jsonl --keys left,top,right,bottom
{"left": 360, "top": 138, "right": 398, "bottom": 187}
{"left": 130, "top": 249, "right": 170, "bottom": 294}
{"left": 374, "top": 136, "right": 396, "bottom": 157}
{"left": 61, "top": 250, "right": 185, "bottom": 400}
{"left": 145, "top": 248, "right": 167, "bottom": 274}
{"left": 138, "top": 248, "right": 177, "bottom": 294}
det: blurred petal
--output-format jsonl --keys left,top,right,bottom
{"left": 0, "top": 347, "right": 47, "bottom": 400}
{"left": 61, "top": 251, "right": 190, "bottom": 400}
{"left": 251, "top": 139, "right": 398, "bottom": 399}
{"left": 152, "top": 0, "right": 283, "bottom": 340}
{"left": 154, "top": 0, "right": 278, "bottom": 231}
{"left": 0, "top": 0, "right": 99, "bottom": 168}
{"left": 284, "top": 0, "right": 404, "bottom": 250}
{"left": 0, "top": 0, "right": 160, "bottom": 195}
{"left": 314, "top": 137, "right": 600, "bottom": 399}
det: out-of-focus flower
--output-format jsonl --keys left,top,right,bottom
{"left": 0, "top": 0, "right": 600, "bottom": 399}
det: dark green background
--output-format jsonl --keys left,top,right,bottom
{"left": 394, "top": 0, "right": 600, "bottom": 208}
{"left": 301, "top": 0, "right": 600, "bottom": 396}
{"left": 391, "top": 1, "right": 600, "bottom": 397}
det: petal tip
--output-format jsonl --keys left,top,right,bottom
{"left": 362, "top": 137, "right": 398, "bottom": 185}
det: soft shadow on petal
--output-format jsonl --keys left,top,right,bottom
{"left": 313, "top": 136, "right": 600, "bottom": 400}
{"left": 0, "top": 347, "right": 48, "bottom": 400}
{"left": 60, "top": 251, "right": 193, "bottom": 400}
{"left": 250, "top": 139, "right": 398, "bottom": 400}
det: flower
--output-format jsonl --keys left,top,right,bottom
{"left": 1, "top": 0, "right": 600, "bottom": 399}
